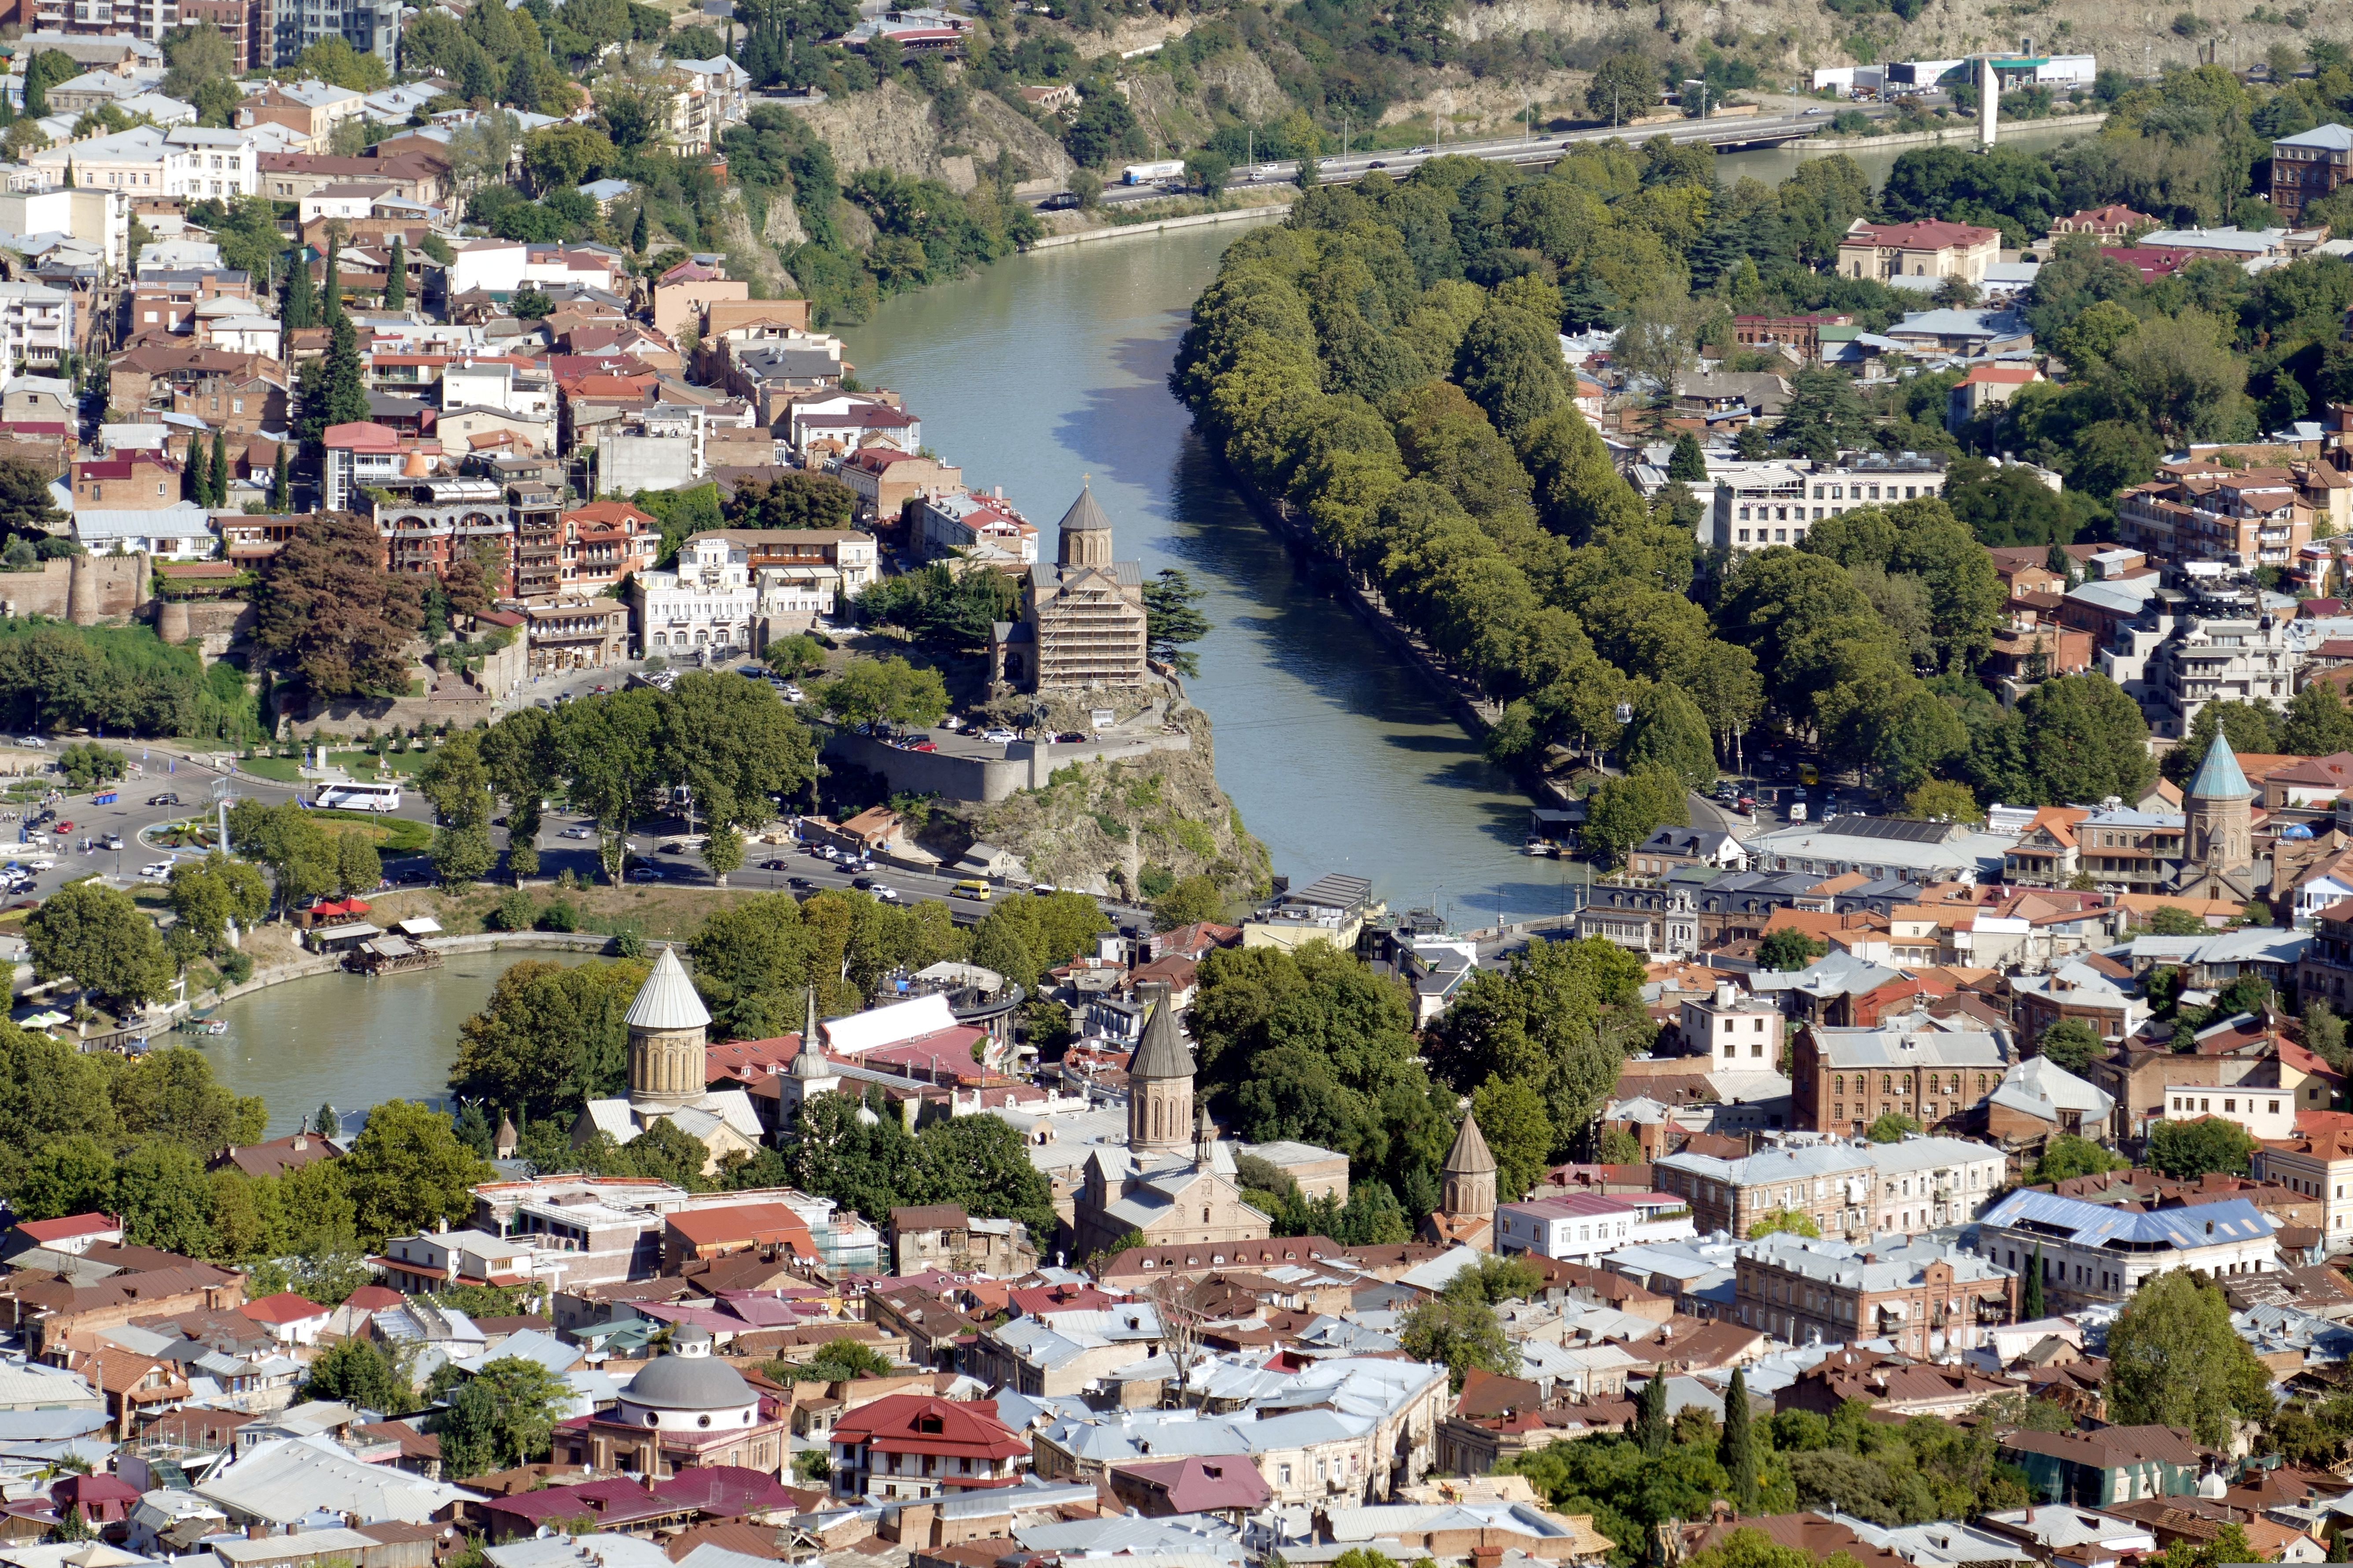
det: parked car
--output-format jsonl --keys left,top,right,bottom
{"left": 629, "top": 866, "right": 664, "bottom": 882}
{"left": 140, "top": 860, "right": 173, "bottom": 881}
{"left": 907, "top": 740, "right": 937, "bottom": 753}
{"left": 980, "top": 728, "right": 1017, "bottom": 745}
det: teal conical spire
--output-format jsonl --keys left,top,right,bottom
{"left": 2188, "top": 732, "right": 2252, "bottom": 800}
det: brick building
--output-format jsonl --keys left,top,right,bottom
{"left": 1735, "top": 1232, "right": 2015, "bottom": 1358}
{"left": 1790, "top": 1019, "right": 2014, "bottom": 1135}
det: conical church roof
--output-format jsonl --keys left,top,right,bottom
{"left": 1444, "top": 1111, "right": 1496, "bottom": 1175}
{"left": 791, "top": 987, "right": 830, "bottom": 1079}
{"left": 1058, "top": 483, "right": 1112, "bottom": 536}
{"left": 1129, "top": 982, "right": 1195, "bottom": 1080}
{"left": 625, "top": 945, "right": 711, "bottom": 1031}
{"left": 2188, "top": 732, "right": 2252, "bottom": 800}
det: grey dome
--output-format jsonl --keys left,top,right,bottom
{"left": 627, "top": 946, "right": 711, "bottom": 1031}
{"left": 625, "top": 1351, "right": 753, "bottom": 1410}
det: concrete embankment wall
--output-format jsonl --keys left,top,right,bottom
{"left": 827, "top": 730, "right": 1193, "bottom": 805}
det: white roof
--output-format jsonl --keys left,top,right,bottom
{"left": 624, "top": 944, "right": 710, "bottom": 1031}
{"left": 823, "top": 989, "right": 958, "bottom": 1054}
{"left": 73, "top": 503, "right": 217, "bottom": 541}
{"left": 485, "top": 1538, "right": 673, "bottom": 1568}
{"left": 199, "top": 1434, "right": 481, "bottom": 1524}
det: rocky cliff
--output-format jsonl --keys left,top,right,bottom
{"left": 795, "top": 80, "right": 1076, "bottom": 195}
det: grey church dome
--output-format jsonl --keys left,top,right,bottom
{"left": 625, "top": 1351, "right": 754, "bottom": 1410}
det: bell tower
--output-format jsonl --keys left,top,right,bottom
{"left": 1441, "top": 1112, "right": 1497, "bottom": 1227}
{"left": 1057, "top": 481, "right": 1114, "bottom": 571}
{"left": 1125, "top": 981, "right": 1195, "bottom": 1157}
{"left": 2184, "top": 731, "right": 2253, "bottom": 876}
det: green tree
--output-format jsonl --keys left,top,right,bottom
{"left": 1399, "top": 1291, "right": 1515, "bottom": 1392}
{"left": 1757, "top": 927, "right": 1828, "bottom": 973}
{"left": 1471, "top": 1076, "right": 1554, "bottom": 1204}
{"left": 14, "top": 1133, "right": 115, "bottom": 1221}
{"left": 2035, "top": 1018, "right": 2104, "bottom": 1075}
{"left": 2105, "top": 1268, "right": 2276, "bottom": 1445}
{"left": 1580, "top": 767, "right": 1689, "bottom": 868}
{"left": 301, "top": 1328, "right": 416, "bottom": 1403}
{"left": 1621, "top": 685, "right": 1716, "bottom": 788}
{"left": 1720, "top": 1364, "right": 1759, "bottom": 1512}
{"left": 1903, "top": 778, "right": 1982, "bottom": 823}
{"left": 1424, "top": 936, "right": 1651, "bottom": 1160}
{"left": 2304, "top": 1001, "right": 2349, "bottom": 1072}
{"left": 340, "top": 1100, "right": 493, "bottom": 1247}
{"left": 1636, "top": 1370, "right": 1670, "bottom": 1454}
{"left": 2023, "top": 1243, "right": 2045, "bottom": 1318}
{"left": 384, "top": 233, "right": 407, "bottom": 311}
{"left": 270, "top": 443, "right": 290, "bottom": 510}
{"left": 447, "top": 958, "right": 648, "bottom": 1120}
{"left": 1746, "top": 1207, "right": 1821, "bottom": 1240}
{"left": 112, "top": 1046, "right": 265, "bottom": 1153}
{"left": 439, "top": 1356, "right": 570, "bottom": 1476}
{"left": 2147, "top": 1116, "right": 2258, "bottom": 1180}
{"left": 2017, "top": 674, "right": 2155, "bottom": 804}
{"left": 252, "top": 511, "right": 423, "bottom": 698}
{"left": 113, "top": 1140, "right": 217, "bottom": 1256}
{"left": 1585, "top": 52, "right": 1659, "bottom": 122}
{"left": 1866, "top": 1112, "right": 1923, "bottom": 1142}
{"left": 26, "top": 879, "right": 175, "bottom": 1014}
{"left": 1141, "top": 569, "right": 1212, "bottom": 678}
{"left": 2146, "top": 905, "right": 2207, "bottom": 936}
{"left": 2030, "top": 1134, "right": 2127, "bottom": 1184}
{"left": 814, "top": 657, "right": 949, "bottom": 728}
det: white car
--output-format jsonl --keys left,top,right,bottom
{"left": 22, "top": 856, "right": 54, "bottom": 871}
{"left": 980, "top": 728, "right": 1017, "bottom": 745}
{"left": 140, "top": 860, "right": 173, "bottom": 880}
{"left": 873, "top": 885, "right": 901, "bottom": 903}
{"left": 560, "top": 825, "right": 593, "bottom": 839}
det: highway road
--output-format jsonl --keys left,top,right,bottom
{"left": 1073, "top": 103, "right": 1885, "bottom": 209}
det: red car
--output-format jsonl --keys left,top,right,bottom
{"left": 908, "top": 741, "right": 937, "bottom": 753}
{"left": 52, "top": 821, "right": 71, "bottom": 834}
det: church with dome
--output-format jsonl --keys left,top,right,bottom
{"left": 1071, "top": 982, "right": 1271, "bottom": 1259}
{"left": 571, "top": 947, "right": 766, "bottom": 1174}
{"left": 551, "top": 1324, "right": 791, "bottom": 1477}
{"left": 988, "top": 483, "right": 1150, "bottom": 693}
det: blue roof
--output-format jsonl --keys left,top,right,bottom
{"left": 2277, "top": 123, "right": 2353, "bottom": 151}
{"left": 2188, "top": 734, "right": 2252, "bottom": 799}
{"left": 1979, "top": 1188, "right": 2274, "bottom": 1249}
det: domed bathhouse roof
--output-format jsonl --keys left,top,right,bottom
{"left": 625, "top": 1346, "right": 754, "bottom": 1411}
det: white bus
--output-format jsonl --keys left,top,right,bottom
{"left": 314, "top": 782, "right": 403, "bottom": 812}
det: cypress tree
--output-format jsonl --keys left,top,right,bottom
{"left": 321, "top": 238, "right": 342, "bottom": 323}
{"left": 270, "top": 442, "right": 290, "bottom": 511}
{"left": 630, "top": 203, "right": 648, "bottom": 253}
{"left": 1637, "top": 1371, "right": 1669, "bottom": 1456}
{"left": 279, "top": 249, "right": 316, "bottom": 330}
{"left": 1719, "top": 1364, "right": 1757, "bottom": 1513}
{"left": 2024, "top": 1243, "right": 2046, "bottom": 1319}
{"left": 184, "top": 435, "right": 208, "bottom": 504}
{"left": 210, "top": 428, "right": 229, "bottom": 507}
{"left": 385, "top": 234, "right": 407, "bottom": 310}
{"left": 320, "top": 313, "right": 369, "bottom": 428}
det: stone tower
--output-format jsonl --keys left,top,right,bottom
{"left": 781, "top": 985, "right": 839, "bottom": 1126}
{"left": 1057, "top": 481, "right": 1114, "bottom": 571}
{"left": 625, "top": 945, "right": 711, "bottom": 1113}
{"left": 1126, "top": 980, "right": 1195, "bottom": 1158}
{"left": 1441, "top": 1111, "right": 1498, "bottom": 1226}
{"left": 2185, "top": 731, "right": 2254, "bottom": 876}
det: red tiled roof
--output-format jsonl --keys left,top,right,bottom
{"left": 12, "top": 1212, "right": 120, "bottom": 1244}
{"left": 239, "top": 1291, "right": 328, "bottom": 1325}
{"left": 323, "top": 422, "right": 401, "bottom": 452}
{"left": 829, "top": 1395, "right": 1027, "bottom": 1461}
{"left": 1846, "top": 219, "right": 2001, "bottom": 250}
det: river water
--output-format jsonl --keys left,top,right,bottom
{"left": 830, "top": 122, "right": 2102, "bottom": 929}
{"left": 199, "top": 950, "right": 597, "bottom": 1136}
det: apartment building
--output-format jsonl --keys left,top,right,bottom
{"left": 2143, "top": 611, "right": 2299, "bottom": 742}
{"left": 526, "top": 599, "right": 632, "bottom": 674}
{"left": 2270, "top": 123, "right": 2353, "bottom": 224}
{"left": 1861, "top": 1136, "right": 2008, "bottom": 1234}
{"left": 321, "top": 421, "right": 403, "bottom": 513}
{"left": 0, "top": 282, "right": 73, "bottom": 376}
{"left": 1652, "top": 1142, "right": 1874, "bottom": 1239}
{"left": 2119, "top": 466, "right": 2313, "bottom": 570}
{"left": 1733, "top": 1233, "right": 2015, "bottom": 1357}
{"left": 1790, "top": 1019, "right": 2014, "bottom": 1135}
{"left": 913, "top": 489, "right": 1037, "bottom": 566}
{"left": 232, "top": 81, "right": 366, "bottom": 151}
{"left": 2250, "top": 1127, "right": 2353, "bottom": 1254}
{"left": 553, "top": 502, "right": 660, "bottom": 597}
{"left": 1493, "top": 1192, "right": 1695, "bottom": 1263}
{"left": 655, "top": 56, "right": 752, "bottom": 154}
{"left": 2063, "top": 803, "right": 2188, "bottom": 894}
{"left": 2012, "top": 961, "right": 2151, "bottom": 1043}
{"left": 832, "top": 448, "right": 963, "bottom": 526}
{"left": 1680, "top": 984, "right": 1784, "bottom": 1068}
{"left": 371, "top": 476, "right": 513, "bottom": 593}
{"left": 1704, "top": 452, "right": 1948, "bottom": 552}
{"left": 1729, "top": 313, "right": 1852, "bottom": 359}
{"left": 1972, "top": 1189, "right": 2277, "bottom": 1309}
{"left": 1836, "top": 219, "right": 2002, "bottom": 285}
{"left": 71, "top": 450, "right": 180, "bottom": 510}
{"left": 2158, "top": 1083, "right": 2294, "bottom": 1141}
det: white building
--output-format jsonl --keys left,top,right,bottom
{"left": 2252, "top": 1128, "right": 2353, "bottom": 1254}
{"left": 74, "top": 502, "right": 216, "bottom": 560}
{"left": 1861, "top": 1135, "right": 2008, "bottom": 1234}
{"left": 912, "top": 489, "right": 1037, "bottom": 565}
{"left": 163, "top": 127, "right": 260, "bottom": 199}
{"left": 2143, "top": 609, "right": 2302, "bottom": 742}
{"left": 1703, "top": 451, "right": 1950, "bottom": 553}
{"left": 0, "top": 281, "right": 74, "bottom": 375}
{"left": 441, "top": 359, "right": 554, "bottom": 423}
{"left": 1972, "top": 1189, "right": 2277, "bottom": 1308}
{"left": 624, "top": 529, "right": 871, "bottom": 658}
{"left": 29, "top": 125, "right": 166, "bottom": 195}
{"left": 2161, "top": 1083, "right": 2296, "bottom": 1142}
{"left": 446, "top": 239, "right": 629, "bottom": 299}
{"left": 1494, "top": 1191, "right": 1695, "bottom": 1263}
{"left": 1680, "top": 983, "right": 1783, "bottom": 1068}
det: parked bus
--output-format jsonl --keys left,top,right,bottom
{"left": 314, "top": 782, "right": 403, "bottom": 812}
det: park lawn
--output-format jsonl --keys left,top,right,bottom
{"left": 309, "top": 809, "right": 432, "bottom": 854}
{"left": 239, "top": 756, "right": 302, "bottom": 782}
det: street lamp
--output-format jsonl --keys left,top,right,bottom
{"left": 1684, "top": 77, "right": 1710, "bottom": 119}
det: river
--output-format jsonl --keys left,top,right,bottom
{"left": 199, "top": 950, "right": 597, "bottom": 1136}
{"left": 829, "top": 129, "right": 2103, "bottom": 930}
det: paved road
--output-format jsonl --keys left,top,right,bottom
{"left": 1074, "top": 103, "right": 1885, "bottom": 209}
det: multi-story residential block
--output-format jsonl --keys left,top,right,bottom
{"left": 913, "top": 488, "right": 1037, "bottom": 566}
{"left": 627, "top": 527, "right": 880, "bottom": 659}
{"left": 1494, "top": 1192, "right": 1695, "bottom": 1263}
{"left": 831, "top": 448, "right": 964, "bottom": 527}
{"left": 2298, "top": 899, "right": 2353, "bottom": 1010}
{"left": 269, "top": 0, "right": 399, "bottom": 70}
{"left": 1680, "top": 984, "right": 1783, "bottom": 1068}
{"left": 553, "top": 502, "right": 660, "bottom": 596}
{"left": 1704, "top": 452, "right": 1947, "bottom": 552}
{"left": 1732, "top": 1233, "right": 2015, "bottom": 1357}
{"left": 232, "top": 81, "right": 366, "bottom": 150}
{"left": 0, "top": 282, "right": 74, "bottom": 376}
{"left": 525, "top": 599, "right": 632, "bottom": 674}
{"left": 168, "top": 374, "right": 287, "bottom": 438}
{"left": 2119, "top": 466, "right": 2313, "bottom": 572}
{"left": 1728, "top": 313, "right": 1852, "bottom": 360}
{"left": 2062, "top": 803, "right": 2188, "bottom": 894}
{"left": 1790, "top": 1018, "right": 2014, "bottom": 1135}
{"left": 164, "top": 127, "right": 259, "bottom": 199}
{"left": 72, "top": 449, "right": 180, "bottom": 510}
{"left": 2158, "top": 1084, "right": 2294, "bottom": 1141}
{"left": 1861, "top": 1136, "right": 2008, "bottom": 1234}
{"left": 321, "top": 421, "right": 402, "bottom": 514}
{"left": 2012, "top": 960, "right": 2151, "bottom": 1043}
{"left": 1971, "top": 1189, "right": 2277, "bottom": 1308}
{"left": 1653, "top": 1142, "right": 1874, "bottom": 1239}
{"left": 655, "top": 56, "right": 752, "bottom": 153}
{"left": 829, "top": 1394, "right": 1029, "bottom": 1501}
{"left": 1948, "top": 364, "right": 2042, "bottom": 429}
{"left": 371, "top": 476, "right": 511, "bottom": 591}
{"left": 2270, "top": 124, "right": 2353, "bottom": 224}
{"left": 1836, "top": 218, "right": 2002, "bottom": 285}
{"left": 2142, "top": 610, "right": 2300, "bottom": 742}
{"left": 2251, "top": 1126, "right": 2353, "bottom": 1254}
